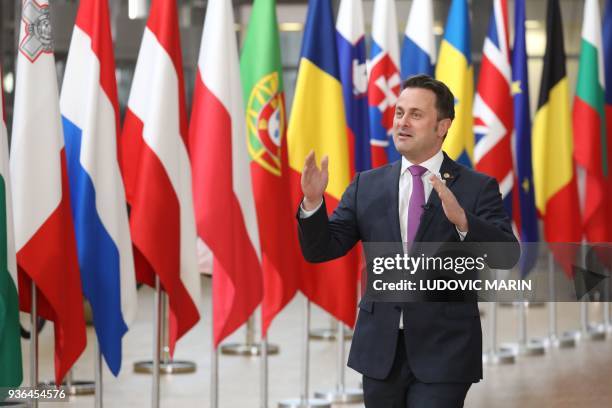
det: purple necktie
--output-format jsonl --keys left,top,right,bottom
{"left": 407, "top": 165, "right": 428, "bottom": 243}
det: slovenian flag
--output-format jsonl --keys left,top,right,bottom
{"left": 336, "top": 0, "right": 371, "bottom": 172}
{"left": 60, "top": 0, "right": 136, "bottom": 375}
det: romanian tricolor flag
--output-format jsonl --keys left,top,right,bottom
{"left": 287, "top": 0, "right": 358, "bottom": 327}
{"left": 435, "top": 0, "right": 474, "bottom": 167}
{"left": 573, "top": 0, "right": 609, "bottom": 244}
{"left": 532, "top": 0, "right": 580, "bottom": 270}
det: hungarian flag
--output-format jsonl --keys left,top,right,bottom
{"left": 573, "top": 0, "right": 609, "bottom": 244}
{"left": 239, "top": 0, "right": 297, "bottom": 336}
{"left": 0, "top": 67, "right": 22, "bottom": 389}
{"left": 473, "top": 0, "right": 514, "bottom": 210}
{"left": 336, "top": 0, "right": 371, "bottom": 173}
{"left": 602, "top": 0, "right": 612, "bottom": 242}
{"left": 436, "top": 0, "right": 474, "bottom": 167}
{"left": 121, "top": 0, "right": 200, "bottom": 353}
{"left": 401, "top": 0, "right": 436, "bottom": 78}
{"left": 11, "top": 0, "right": 86, "bottom": 384}
{"left": 512, "top": 0, "right": 539, "bottom": 276}
{"left": 60, "top": 0, "right": 137, "bottom": 375}
{"left": 288, "top": 0, "right": 359, "bottom": 328}
{"left": 532, "top": 0, "right": 581, "bottom": 271}
{"left": 191, "top": 0, "right": 262, "bottom": 345}
{"left": 368, "top": 0, "right": 401, "bottom": 167}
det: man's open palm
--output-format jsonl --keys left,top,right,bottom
{"left": 301, "top": 150, "right": 328, "bottom": 210}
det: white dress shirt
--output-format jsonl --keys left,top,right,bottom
{"left": 299, "top": 150, "right": 466, "bottom": 329}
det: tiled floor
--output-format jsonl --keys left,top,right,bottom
{"left": 17, "top": 276, "right": 612, "bottom": 407}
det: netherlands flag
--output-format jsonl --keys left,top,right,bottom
{"left": 121, "top": 0, "right": 200, "bottom": 353}
{"left": 368, "top": 0, "right": 401, "bottom": 167}
{"left": 401, "top": 0, "right": 436, "bottom": 78}
{"left": 60, "top": 0, "right": 136, "bottom": 375}
{"left": 336, "top": 0, "right": 371, "bottom": 172}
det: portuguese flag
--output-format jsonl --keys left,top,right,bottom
{"left": 240, "top": 0, "right": 300, "bottom": 335}
{"left": 573, "top": 0, "right": 609, "bottom": 243}
{"left": 0, "top": 70, "right": 22, "bottom": 388}
{"left": 532, "top": 0, "right": 581, "bottom": 272}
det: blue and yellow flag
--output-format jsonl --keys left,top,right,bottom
{"left": 435, "top": 0, "right": 474, "bottom": 167}
{"left": 287, "top": 0, "right": 358, "bottom": 327}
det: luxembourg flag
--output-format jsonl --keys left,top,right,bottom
{"left": 10, "top": 0, "right": 86, "bottom": 384}
{"left": 60, "top": 0, "right": 136, "bottom": 375}
{"left": 401, "top": 0, "right": 436, "bottom": 78}
{"left": 368, "top": 0, "right": 401, "bottom": 167}
{"left": 121, "top": 0, "right": 200, "bottom": 353}
{"left": 336, "top": 0, "right": 371, "bottom": 172}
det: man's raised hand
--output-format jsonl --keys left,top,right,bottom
{"left": 429, "top": 174, "right": 469, "bottom": 232}
{"left": 301, "top": 150, "right": 328, "bottom": 211}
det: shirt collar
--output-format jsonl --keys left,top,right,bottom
{"left": 400, "top": 149, "right": 444, "bottom": 176}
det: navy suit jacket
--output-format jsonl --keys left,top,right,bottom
{"left": 297, "top": 152, "right": 519, "bottom": 383}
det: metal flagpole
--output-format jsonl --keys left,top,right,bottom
{"left": 260, "top": 335, "right": 268, "bottom": 408}
{"left": 220, "top": 314, "right": 279, "bottom": 356}
{"left": 516, "top": 301, "right": 545, "bottom": 356}
{"left": 314, "top": 320, "right": 362, "bottom": 402}
{"left": 31, "top": 281, "right": 39, "bottom": 408}
{"left": 278, "top": 299, "right": 330, "bottom": 408}
{"left": 134, "top": 290, "right": 197, "bottom": 374}
{"left": 605, "top": 275, "right": 612, "bottom": 334}
{"left": 483, "top": 301, "right": 514, "bottom": 364}
{"left": 211, "top": 345, "right": 218, "bottom": 408}
{"left": 94, "top": 338, "right": 103, "bottom": 408}
{"left": 547, "top": 252, "right": 576, "bottom": 348}
{"left": 152, "top": 276, "right": 162, "bottom": 408}
{"left": 579, "top": 245, "right": 606, "bottom": 340}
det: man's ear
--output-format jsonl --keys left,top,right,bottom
{"left": 437, "top": 118, "right": 452, "bottom": 138}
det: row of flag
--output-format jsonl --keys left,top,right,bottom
{"left": 1, "top": 0, "right": 611, "bottom": 392}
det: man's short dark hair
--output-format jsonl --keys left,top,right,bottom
{"left": 401, "top": 74, "right": 455, "bottom": 121}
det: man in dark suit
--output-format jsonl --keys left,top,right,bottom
{"left": 297, "top": 75, "right": 519, "bottom": 407}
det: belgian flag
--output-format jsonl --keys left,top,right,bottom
{"left": 532, "top": 0, "right": 581, "bottom": 272}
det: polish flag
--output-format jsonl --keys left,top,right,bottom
{"left": 121, "top": 0, "right": 200, "bottom": 353}
{"left": 10, "top": 0, "right": 86, "bottom": 384}
{"left": 189, "top": 0, "right": 263, "bottom": 346}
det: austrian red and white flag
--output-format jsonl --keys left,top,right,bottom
{"left": 189, "top": 0, "right": 263, "bottom": 347}
{"left": 10, "top": 0, "right": 86, "bottom": 384}
{"left": 121, "top": 0, "right": 200, "bottom": 353}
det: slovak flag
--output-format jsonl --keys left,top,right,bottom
{"left": 368, "top": 0, "right": 401, "bottom": 167}
{"left": 10, "top": 0, "right": 86, "bottom": 384}
{"left": 60, "top": 0, "right": 136, "bottom": 375}
{"left": 121, "top": 0, "right": 200, "bottom": 354}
